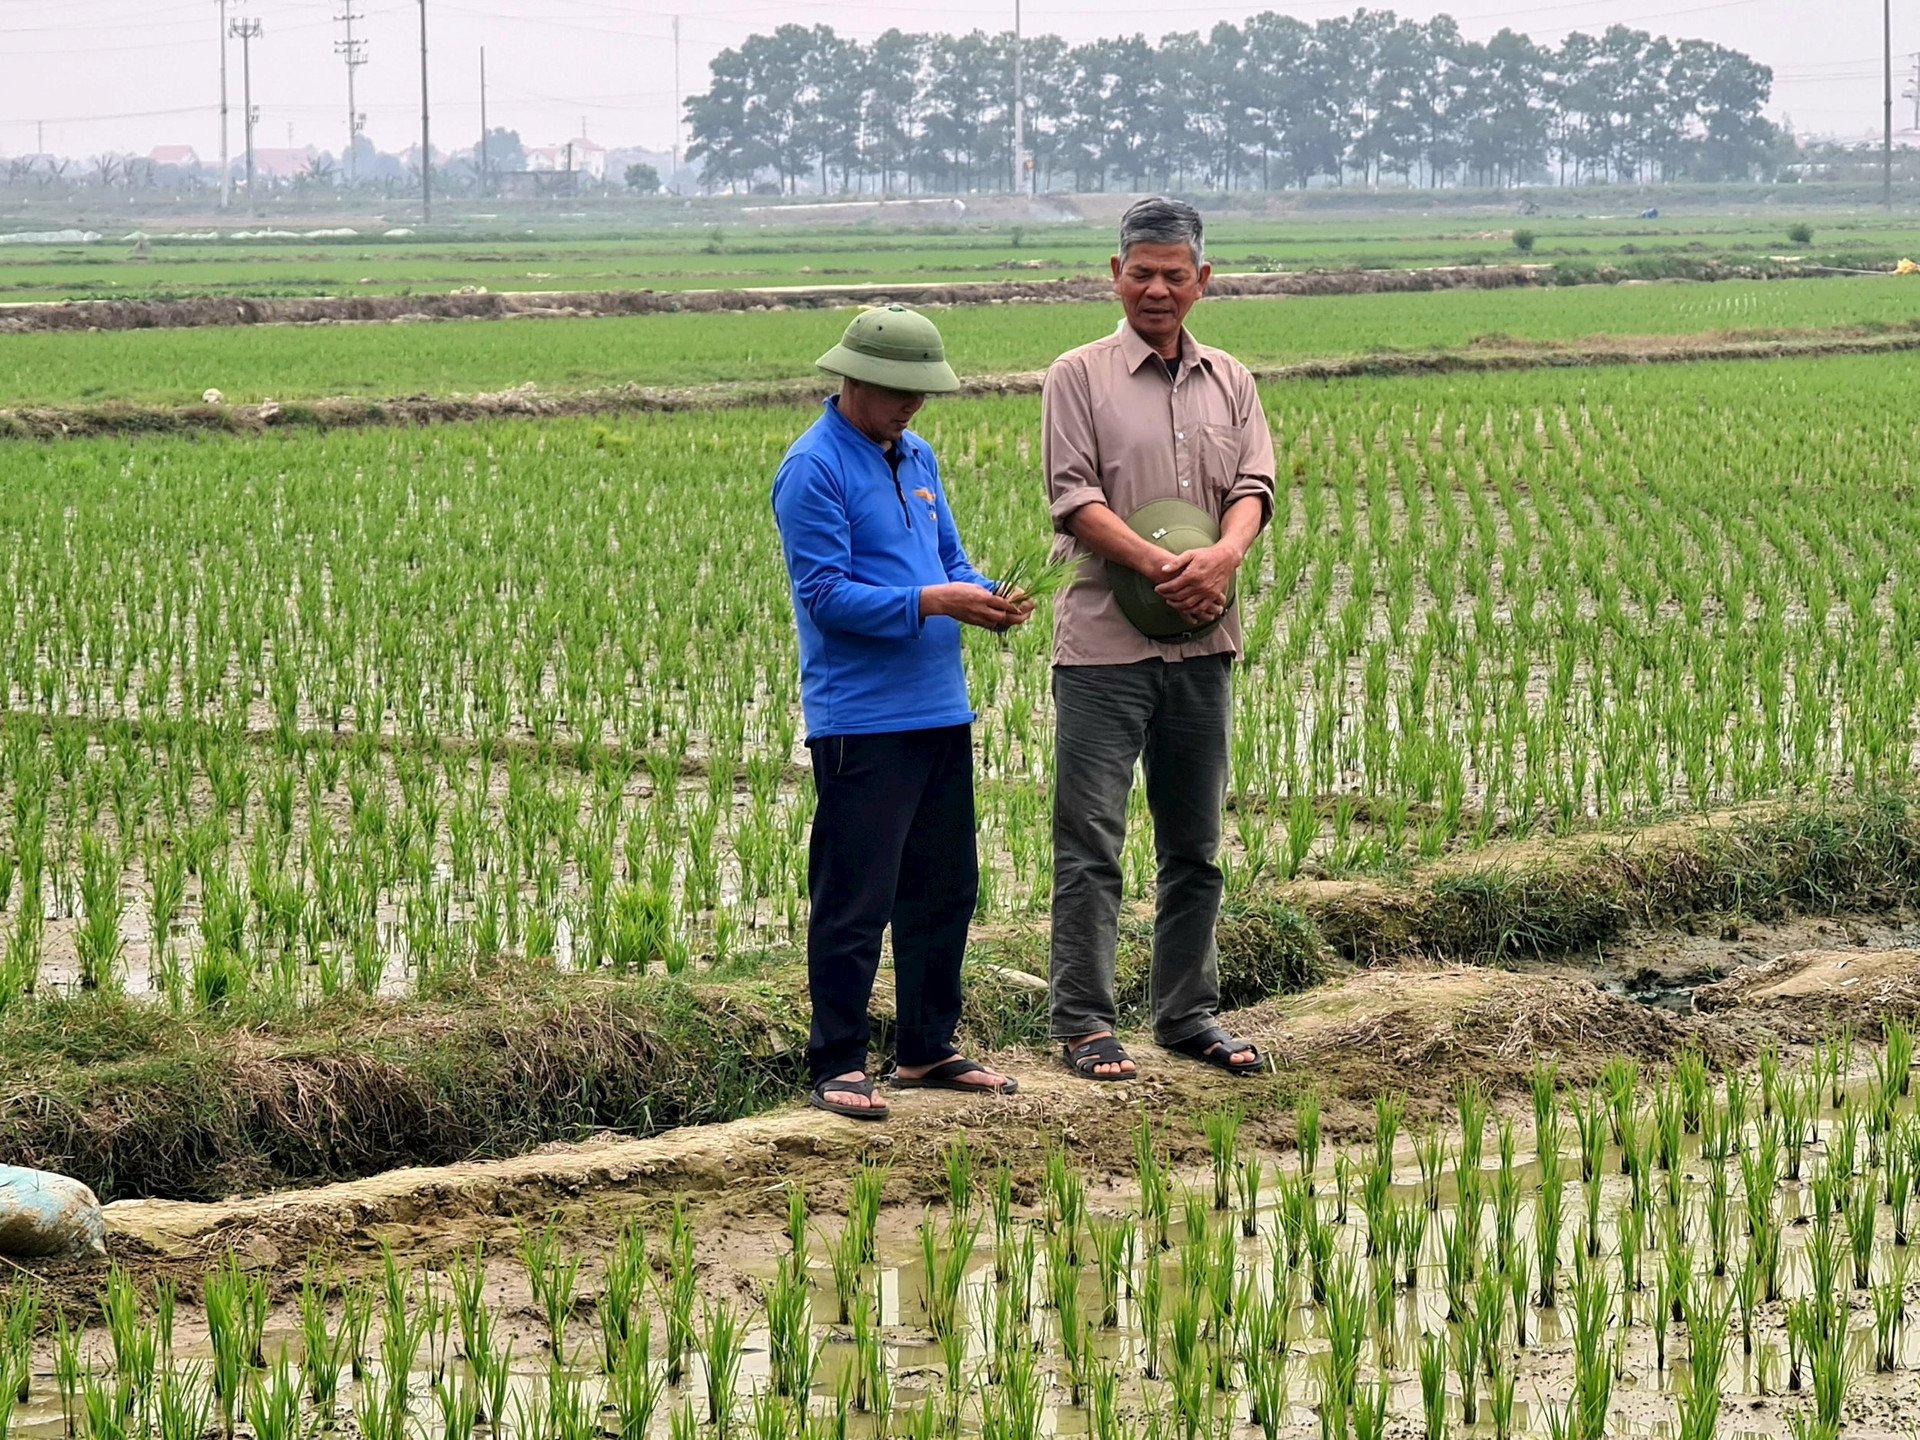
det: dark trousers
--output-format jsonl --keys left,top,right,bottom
{"left": 1050, "top": 656, "right": 1233, "bottom": 1046}
{"left": 806, "top": 724, "right": 978, "bottom": 1085}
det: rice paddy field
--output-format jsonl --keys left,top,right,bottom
{"left": 6, "top": 275, "right": 1920, "bottom": 408}
{"left": 7, "top": 205, "right": 1920, "bottom": 1440}
{"left": 2, "top": 205, "right": 1919, "bottom": 304}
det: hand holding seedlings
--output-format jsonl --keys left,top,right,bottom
{"left": 919, "top": 581, "right": 1030, "bottom": 630}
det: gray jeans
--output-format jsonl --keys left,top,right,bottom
{"left": 1050, "top": 655, "right": 1232, "bottom": 1046}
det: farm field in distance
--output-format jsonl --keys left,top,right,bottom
{"left": 3, "top": 203, "right": 1920, "bottom": 302}
{"left": 6, "top": 200, "right": 1920, "bottom": 1440}
{"left": 6, "top": 274, "right": 1920, "bottom": 409}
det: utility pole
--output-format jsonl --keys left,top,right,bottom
{"left": 479, "top": 47, "right": 489, "bottom": 197}
{"left": 335, "top": 5, "right": 367, "bottom": 184}
{"left": 418, "top": 0, "right": 433, "bottom": 225}
{"left": 1908, "top": 52, "right": 1920, "bottom": 134}
{"left": 231, "top": 15, "right": 262, "bottom": 207}
{"left": 1011, "top": 0, "right": 1025, "bottom": 197}
{"left": 1887, "top": 0, "right": 1895, "bottom": 211}
{"left": 671, "top": 16, "right": 682, "bottom": 184}
{"left": 217, "top": 0, "right": 235, "bottom": 211}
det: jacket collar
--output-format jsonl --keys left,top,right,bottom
{"left": 823, "top": 395, "right": 920, "bottom": 460}
{"left": 1118, "top": 321, "right": 1208, "bottom": 375}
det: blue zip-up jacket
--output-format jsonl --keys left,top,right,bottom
{"left": 773, "top": 398, "right": 995, "bottom": 739}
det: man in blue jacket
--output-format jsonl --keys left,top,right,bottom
{"left": 773, "top": 306, "right": 1030, "bottom": 1121}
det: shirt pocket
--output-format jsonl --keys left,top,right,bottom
{"left": 1198, "top": 422, "right": 1241, "bottom": 506}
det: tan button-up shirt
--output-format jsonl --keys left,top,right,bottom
{"left": 1042, "top": 322, "right": 1277, "bottom": 667}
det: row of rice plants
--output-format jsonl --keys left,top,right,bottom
{"left": 0, "top": 355, "right": 1916, "bottom": 1002}
{"left": 4, "top": 1029, "right": 1912, "bottom": 1438}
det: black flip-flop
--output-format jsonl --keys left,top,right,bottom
{"left": 809, "top": 1077, "right": 889, "bottom": 1121}
{"left": 1062, "top": 1035, "right": 1136, "bottom": 1082}
{"left": 1165, "top": 1026, "right": 1263, "bottom": 1078}
{"left": 889, "top": 1057, "right": 1019, "bottom": 1095}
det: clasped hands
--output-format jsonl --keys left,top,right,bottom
{"left": 1149, "top": 541, "right": 1240, "bottom": 627}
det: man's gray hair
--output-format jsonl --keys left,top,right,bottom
{"left": 1118, "top": 196, "right": 1205, "bottom": 270}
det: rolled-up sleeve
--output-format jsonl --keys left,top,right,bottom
{"left": 1041, "top": 358, "right": 1108, "bottom": 533}
{"left": 1226, "top": 371, "right": 1278, "bottom": 529}
{"left": 773, "top": 455, "right": 924, "bottom": 640}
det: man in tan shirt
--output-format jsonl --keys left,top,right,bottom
{"left": 1043, "top": 196, "right": 1276, "bottom": 1082}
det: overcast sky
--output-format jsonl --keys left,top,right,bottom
{"left": 0, "top": 0, "right": 1912, "bottom": 162}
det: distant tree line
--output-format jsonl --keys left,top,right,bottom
{"left": 685, "top": 10, "right": 1779, "bottom": 196}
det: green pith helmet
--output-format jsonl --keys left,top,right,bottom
{"left": 815, "top": 305, "right": 962, "bottom": 395}
{"left": 1107, "top": 498, "right": 1236, "bottom": 643}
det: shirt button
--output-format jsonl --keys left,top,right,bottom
{"left": 1181, "top": 479, "right": 1190, "bottom": 487}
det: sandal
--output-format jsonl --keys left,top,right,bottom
{"left": 808, "top": 1077, "right": 889, "bottom": 1122}
{"left": 1062, "top": 1034, "right": 1136, "bottom": 1082}
{"left": 890, "top": 1057, "right": 1019, "bottom": 1096}
{"left": 1165, "top": 1026, "right": 1263, "bottom": 1077}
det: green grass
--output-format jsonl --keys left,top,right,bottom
{"left": 6, "top": 275, "right": 1920, "bottom": 407}
{"left": 3, "top": 208, "right": 1920, "bottom": 303}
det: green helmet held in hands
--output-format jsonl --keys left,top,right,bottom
{"left": 815, "top": 304, "right": 962, "bottom": 395}
{"left": 1107, "top": 498, "right": 1236, "bottom": 643}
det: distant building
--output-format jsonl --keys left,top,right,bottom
{"left": 149, "top": 145, "right": 201, "bottom": 169}
{"left": 524, "top": 138, "right": 606, "bottom": 181}
{"left": 494, "top": 170, "right": 579, "bottom": 199}
{"left": 245, "top": 147, "right": 321, "bottom": 181}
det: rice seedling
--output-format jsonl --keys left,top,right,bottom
{"left": 1139, "top": 1230, "right": 1167, "bottom": 1380}
{"left": 919, "top": 1207, "right": 979, "bottom": 1342}
{"left": 154, "top": 1367, "right": 211, "bottom": 1440}
{"left": 1572, "top": 1088, "right": 1607, "bottom": 1186}
{"left": 786, "top": 1180, "right": 812, "bottom": 1270}
{"left": 1235, "top": 1151, "right": 1263, "bottom": 1241}
{"left": 698, "top": 1297, "right": 741, "bottom": 1436}
{"left": 1445, "top": 1304, "right": 1481, "bottom": 1426}
{"left": 1374, "top": 1091, "right": 1405, "bottom": 1182}
{"left": 1872, "top": 1249, "right": 1908, "bottom": 1371}
{"left": 1807, "top": 1311, "right": 1854, "bottom": 1430}
{"left": 292, "top": 1267, "right": 344, "bottom": 1412}
{"left": 1493, "top": 1121, "right": 1522, "bottom": 1259}
{"left": 765, "top": 1255, "right": 819, "bottom": 1401}
{"left": 1397, "top": 1203, "right": 1428, "bottom": 1291}
{"left": 1416, "top": 1123, "right": 1447, "bottom": 1213}
{"left": 941, "top": 1134, "right": 974, "bottom": 1220}
{"left": 1457, "top": 1080, "right": 1490, "bottom": 1178}
{"left": 1845, "top": 1172, "right": 1878, "bottom": 1289}
{"left": 433, "top": 1364, "right": 479, "bottom": 1440}
{"left": 1203, "top": 1107, "right": 1241, "bottom": 1212}
{"left": 1602, "top": 1058, "right": 1639, "bottom": 1151}
{"left": 1487, "top": 1351, "right": 1515, "bottom": 1440}
{"left": 1735, "top": 1239, "right": 1762, "bottom": 1356}
{"left": 1136, "top": 1117, "right": 1172, "bottom": 1253}
{"left": 1090, "top": 1213, "right": 1134, "bottom": 1328}
{"left": 1418, "top": 1331, "right": 1448, "bottom": 1440}
{"left": 80, "top": 1368, "right": 126, "bottom": 1440}
{"left": 660, "top": 1203, "right": 697, "bottom": 1386}
{"left": 1044, "top": 1150, "right": 1087, "bottom": 1266}
{"left": 1295, "top": 1089, "right": 1321, "bottom": 1192}
{"left": 242, "top": 1353, "right": 301, "bottom": 1440}
{"left": 51, "top": 1314, "right": 80, "bottom": 1440}
{"left": 1568, "top": 1255, "right": 1615, "bottom": 1440}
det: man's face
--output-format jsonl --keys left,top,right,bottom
{"left": 843, "top": 380, "right": 927, "bottom": 444}
{"left": 1112, "top": 241, "right": 1211, "bottom": 349}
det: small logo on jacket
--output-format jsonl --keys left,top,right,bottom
{"left": 913, "top": 487, "right": 937, "bottom": 520}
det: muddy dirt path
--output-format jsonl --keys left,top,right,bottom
{"left": 7, "top": 326, "right": 1919, "bottom": 443}
{"left": 0, "top": 259, "right": 1849, "bottom": 338}
{"left": 78, "top": 925, "right": 1917, "bottom": 1288}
